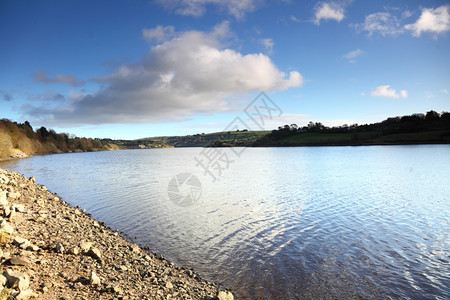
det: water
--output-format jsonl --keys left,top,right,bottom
{"left": 1, "top": 145, "right": 449, "bottom": 299}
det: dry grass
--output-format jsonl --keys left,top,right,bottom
{"left": 0, "top": 129, "right": 13, "bottom": 159}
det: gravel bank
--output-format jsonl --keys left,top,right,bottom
{"left": 0, "top": 168, "right": 234, "bottom": 300}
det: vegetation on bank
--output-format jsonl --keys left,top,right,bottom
{"left": 252, "top": 110, "right": 450, "bottom": 146}
{"left": 0, "top": 119, "right": 119, "bottom": 159}
{"left": 126, "top": 130, "right": 270, "bottom": 148}
{"left": 1, "top": 110, "right": 449, "bottom": 159}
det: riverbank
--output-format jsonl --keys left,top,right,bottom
{"left": 0, "top": 168, "right": 234, "bottom": 299}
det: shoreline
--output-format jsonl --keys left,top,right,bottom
{"left": 0, "top": 168, "right": 234, "bottom": 299}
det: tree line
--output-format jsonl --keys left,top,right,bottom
{"left": 0, "top": 119, "right": 118, "bottom": 159}
{"left": 253, "top": 110, "right": 450, "bottom": 146}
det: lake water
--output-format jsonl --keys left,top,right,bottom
{"left": 1, "top": 145, "right": 449, "bottom": 299}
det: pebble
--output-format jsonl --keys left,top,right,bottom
{"left": 4, "top": 269, "right": 30, "bottom": 291}
{"left": 218, "top": 290, "right": 235, "bottom": 300}
{"left": 80, "top": 241, "right": 92, "bottom": 252}
{"left": 0, "top": 190, "right": 7, "bottom": 207}
{"left": 12, "top": 203, "right": 26, "bottom": 212}
{"left": 9, "top": 256, "right": 31, "bottom": 266}
{"left": 90, "top": 271, "right": 101, "bottom": 286}
{"left": 0, "top": 274, "right": 7, "bottom": 286}
{"left": 0, "top": 220, "right": 14, "bottom": 234}
{"left": 87, "top": 247, "right": 102, "bottom": 260}
{"left": 55, "top": 242, "right": 65, "bottom": 253}
{"left": 7, "top": 191, "right": 21, "bottom": 200}
{"left": 12, "top": 236, "right": 31, "bottom": 249}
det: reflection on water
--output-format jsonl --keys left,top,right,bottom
{"left": 1, "top": 145, "right": 449, "bottom": 299}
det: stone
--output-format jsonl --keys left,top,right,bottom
{"left": 0, "top": 191, "right": 7, "bottom": 207}
{"left": 26, "top": 244, "right": 40, "bottom": 252}
{"left": 4, "top": 269, "right": 30, "bottom": 291}
{"left": 7, "top": 191, "right": 21, "bottom": 200}
{"left": 12, "top": 236, "right": 31, "bottom": 249}
{"left": 0, "top": 274, "right": 7, "bottom": 287}
{"left": 16, "top": 289, "right": 37, "bottom": 300}
{"left": 90, "top": 271, "right": 101, "bottom": 286}
{"left": 12, "top": 204, "right": 25, "bottom": 212}
{"left": 9, "top": 208, "right": 16, "bottom": 219}
{"left": 87, "top": 247, "right": 102, "bottom": 260}
{"left": 113, "top": 284, "right": 123, "bottom": 294}
{"left": 4, "top": 206, "right": 11, "bottom": 217}
{"left": 55, "top": 243, "right": 65, "bottom": 253}
{"left": 217, "top": 291, "right": 234, "bottom": 300}
{"left": 29, "top": 176, "right": 35, "bottom": 183}
{"left": 0, "top": 176, "right": 9, "bottom": 184}
{"left": 9, "top": 256, "right": 31, "bottom": 266}
{"left": 119, "top": 265, "right": 128, "bottom": 272}
{"left": 0, "top": 220, "right": 14, "bottom": 234}
{"left": 130, "top": 244, "right": 140, "bottom": 253}
{"left": 74, "top": 282, "right": 83, "bottom": 289}
{"left": 80, "top": 241, "right": 92, "bottom": 252}
{"left": 68, "top": 247, "right": 80, "bottom": 255}
{"left": 165, "top": 281, "right": 173, "bottom": 289}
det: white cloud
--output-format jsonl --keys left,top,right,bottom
{"left": 290, "top": 15, "right": 301, "bottom": 23}
{"left": 25, "top": 23, "right": 303, "bottom": 126}
{"left": 142, "top": 25, "right": 175, "bottom": 42}
{"left": 343, "top": 48, "right": 364, "bottom": 63}
{"left": 260, "top": 38, "right": 274, "bottom": 54}
{"left": 354, "top": 5, "right": 450, "bottom": 38}
{"left": 314, "top": 2, "right": 344, "bottom": 25}
{"left": 441, "top": 89, "right": 449, "bottom": 94}
{"left": 371, "top": 85, "right": 408, "bottom": 99}
{"left": 355, "top": 12, "right": 403, "bottom": 37}
{"left": 155, "top": 0, "right": 258, "bottom": 18}
{"left": 425, "top": 91, "right": 435, "bottom": 99}
{"left": 400, "top": 90, "right": 408, "bottom": 98}
{"left": 405, "top": 5, "right": 450, "bottom": 37}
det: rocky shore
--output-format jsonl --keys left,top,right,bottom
{"left": 0, "top": 168, "right": 234, "bottom": 300}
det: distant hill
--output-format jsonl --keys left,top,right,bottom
{"left": 109, "top": 130, "right": 270, "bottom": 149}
{"left": 100, "top": 110, "right": 450, "bottom": 149}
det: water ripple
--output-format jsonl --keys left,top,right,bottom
{"left": 1, "top": 146, "right": 449, "bottom": 299}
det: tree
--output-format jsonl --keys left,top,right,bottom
{"left": 36, "top": 126, "right": 49, "bottom": 139}
{"left": 425, "top": 110, "right": 439, "bottom": 121}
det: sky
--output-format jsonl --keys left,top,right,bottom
{"left": 0, "top": 0, "right": 449, "bottom": 139}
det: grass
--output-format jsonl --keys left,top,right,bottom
{"left": 0, "top": 229, "right": 10, "bottom": 249}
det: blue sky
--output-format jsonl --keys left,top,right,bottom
{"left": 1, "top": 0, "right": 449, "bottom": 139}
